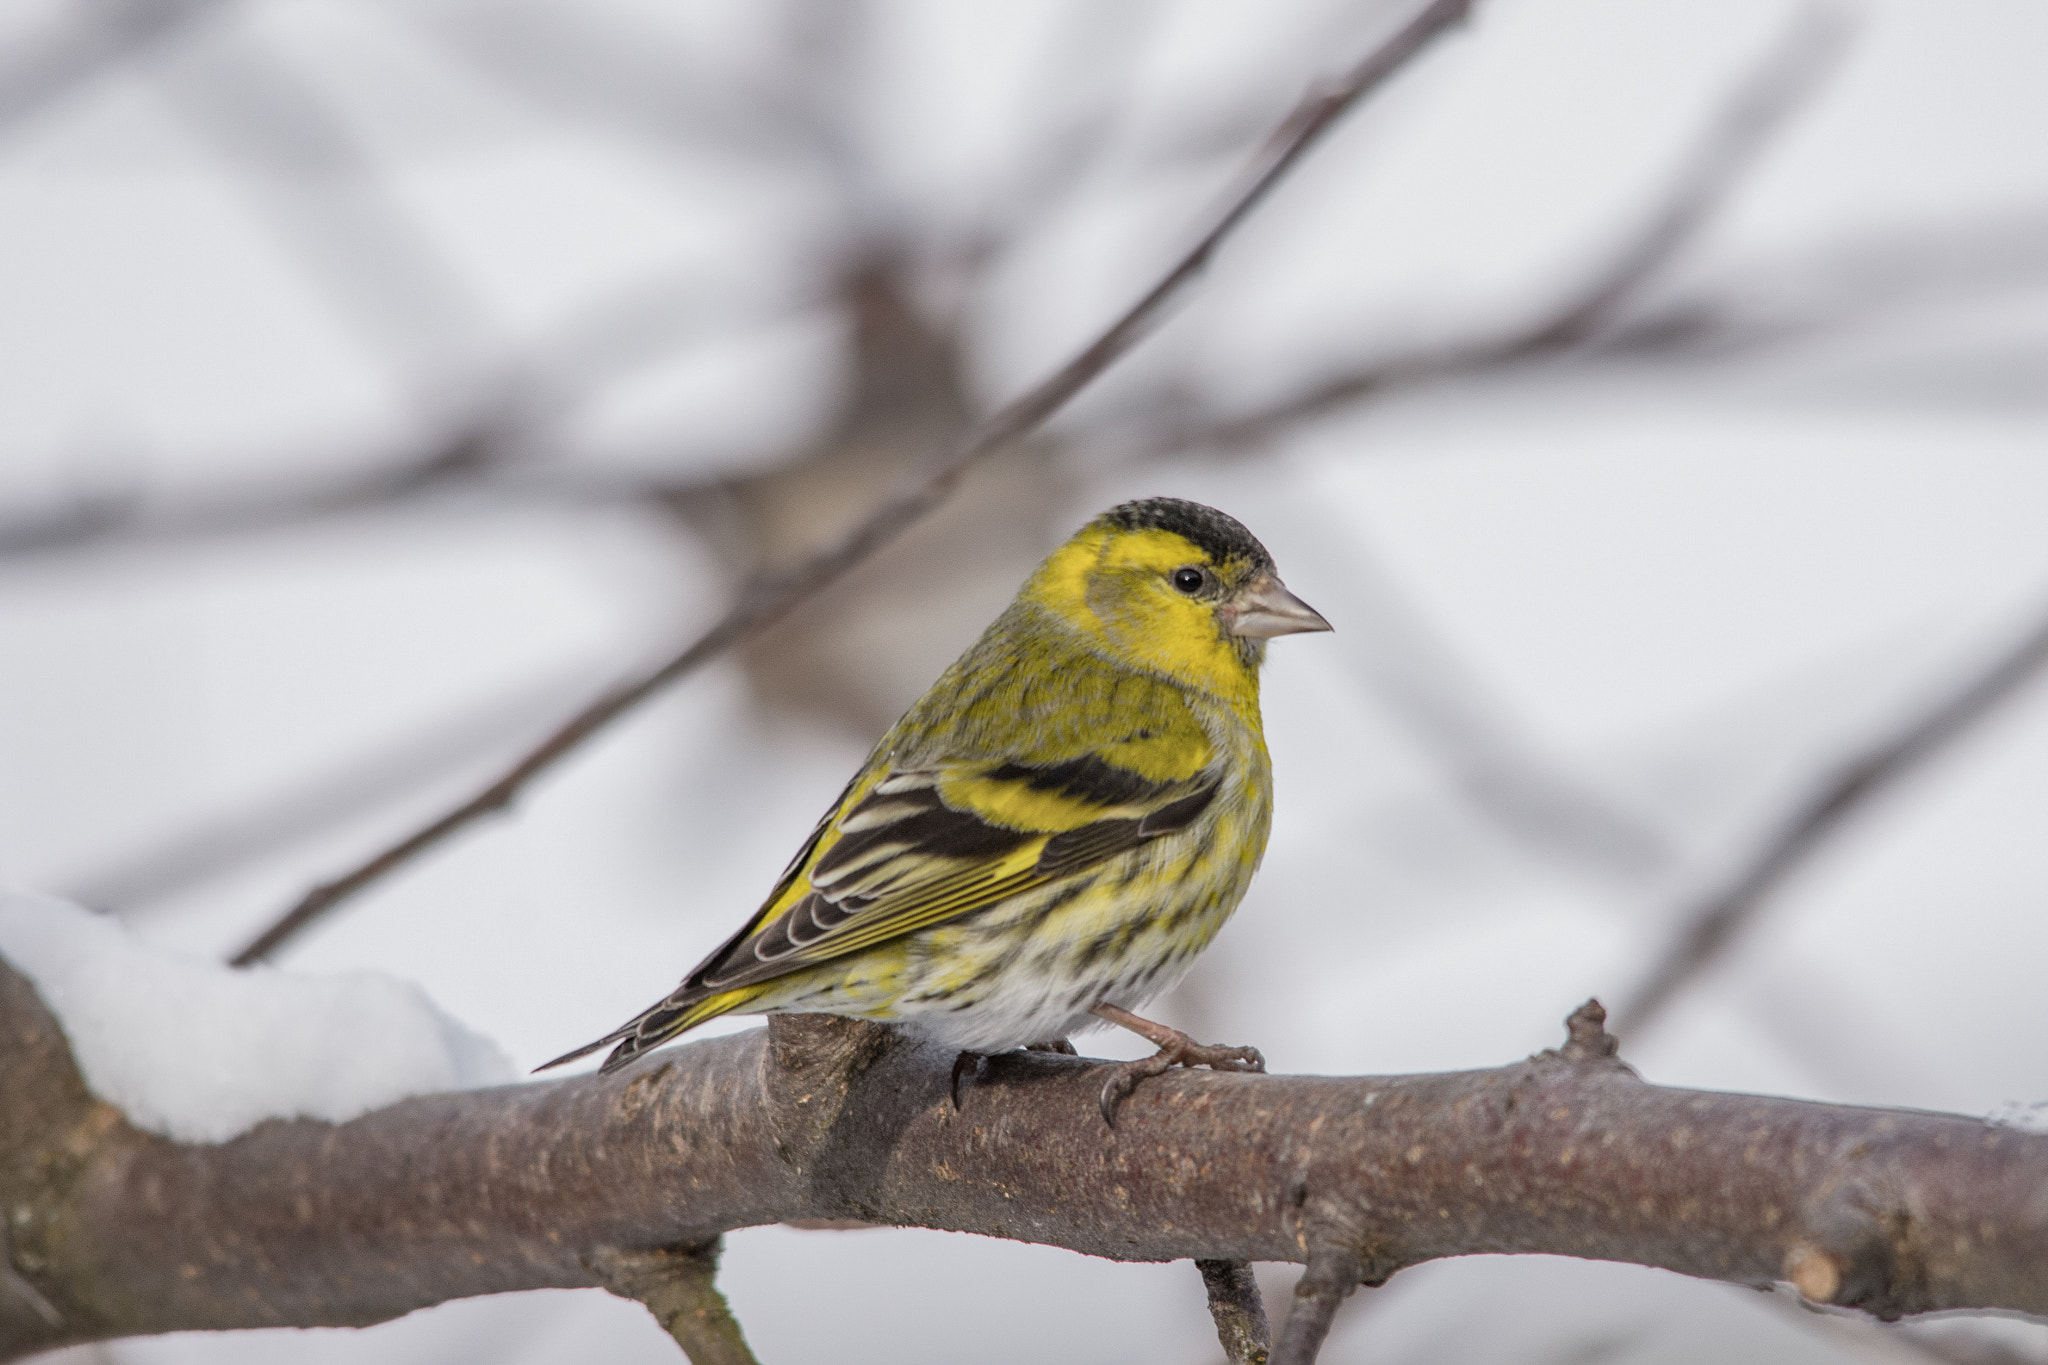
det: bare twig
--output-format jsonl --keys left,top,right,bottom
{"left": 1612, "top": 592, "right": 2048, "bottom": 1037}
{"left": 1124, "top": 4, "right": 1848, "bottom": 460}
{"left": 65, "top": 670, "right": 591, "bottom": 914}
{"left": 229, "top": 0, "right": 1476, "bottom": 965}
{"left": 8, "top": 981, "right": 2046, "bottom": 1361}
{"left": 589, "top": 1239, "right": 760, "bottom": 1365}
{"left": 1199, "top": 1259, "right": 1273, "bottom": 1365}
{"left": 0, "top": 268, "right": 808, "bottom": 562}
{"left": 1598, "top": 202, "right": 2048, "bottom": 360}
{"left": 1290, "top": 509, "right": 1672, "bottom": 879}
{"left": 153, "top": 30, "right": 501, "bottom": 381}
{"left": 1272, "top": 1252, "right": 1367, "bottom": 1365}
{"left": 0, "top": 421, "right": 517, "bottom": 560}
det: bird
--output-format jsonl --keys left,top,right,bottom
{"left": 542, "top": 496, "right": 1331, "bottom": 1123}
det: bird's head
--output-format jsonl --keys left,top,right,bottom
{"left": 1024, "top": 497, "right": 1331, "bottom": 701}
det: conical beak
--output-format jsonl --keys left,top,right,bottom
{"left": 1223, "top": 572, "right": 1333, "bottom": 639}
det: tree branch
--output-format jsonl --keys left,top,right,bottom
{"left": 1199, "top": 1258, "right": 1274, "bottom": 1365}
{"left": 587, "top": 1238, "right": 760, "bottom": 1365}
{"left": 5, "top": 964, "right": 2045, "bottom": 1363}
{"left": 228, "top": 0, "right": 1476, "bottom": 965}
{"left": 0, "top": 0, "right": 230, "bottom": 133}
{"left": 1124, "top": 4, "right": 1848, "bottom": 461}
{"left": 1611, "top": 591, "right": 2048, "bottom": 1037}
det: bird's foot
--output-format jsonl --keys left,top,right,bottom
{"left": 1025, "top": 1037, "right": 1078, "bottom": 1055}
{"left": 949, "top": 1050, "right": 986, "bottom": 1110}
{"left": 1089, "top": 1004, "right": 1264, "bottom": 1127}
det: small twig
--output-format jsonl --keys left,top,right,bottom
{"left": 1271, "top": 1251, "right": 1366, "bottom": 1365}
{"left": 1513, "top": 5, "right": 1851, "bottom": 351}
{"left": 1128, "top": 4, "right": 1848, "bottom": 460}
{"left": 1612, "top": 592, "right": 2048, "bottom": 1037}
{"left": 588, "top": 1239, "right": 759, "bottom": 1365}
{"left": 0, "top": 421, "right": 513, "bottom": 560}
{"left": 66, "top": 670, "right": 590, "bottom": 914}
{"left": 1597, "top": 201, "right": 2048, "bottom": 360}
{"left": 0, "top": 272, "right": 806, "bottom": 561}
{"left": 1291, "top": 510, "right": 1672, "bottom": 879}
{"left": 230, "top": 0, "right": 1475, "bottom": 965}
{"left": 151, "top": 28, "right": 500, "bottom": 385}
{"left": 1199, "top": 1259, "right": 1273, "bottom": 1365}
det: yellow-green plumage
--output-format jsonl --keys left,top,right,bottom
{"left": 545, "top": 497, "right": 1328, "bottom": 1074}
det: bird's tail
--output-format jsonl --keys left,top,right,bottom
{"left": 536, "top": 985, "right": 766, "bottom": 1075}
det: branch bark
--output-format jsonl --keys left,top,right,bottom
{"left": 1199, "top": 1258, "right": 1274, "bottom": 1365}
{"left": 5, "top": 961, "right": 2044, "bottom": 1363}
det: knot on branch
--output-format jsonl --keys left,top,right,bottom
{"left": 1556, "top": 999, "right": 1623, "bottom": 1064}
{"left": 1786, "top": 1177, "right": 1917, "bottom": 1320}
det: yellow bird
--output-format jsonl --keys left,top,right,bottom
{"left": 545, "top": 497, "right": 1330, "bottom": 1121}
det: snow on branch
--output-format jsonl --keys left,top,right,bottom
{"left": 0, "top": 894, "right": 509, "bottom": 1142}
{"left": 4, "top": 956, "right": 2044, "bottom": 1364}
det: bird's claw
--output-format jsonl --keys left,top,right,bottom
{"left": 1096, "top": 1038, "right": 1266, "bottom": 1127}
{"left": 949, "top": 1050, "right": 986, "bottom": 1110}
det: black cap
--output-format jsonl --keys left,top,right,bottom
{"left": 1097, "top": 497, "right": 1273, "bottom": 570}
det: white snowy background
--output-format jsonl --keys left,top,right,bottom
{"left": 4, "top": 0, "right": 2047, "bottom": 1361}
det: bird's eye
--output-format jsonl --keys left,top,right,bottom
{"left": 1170, "top": 567, "right": 1206, "bottom": 594}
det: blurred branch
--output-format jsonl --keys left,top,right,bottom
{"left": 229, "top": 0, "right": 1477, "bottom": 965}
{"left": 1295, "top": 509, "right": 1673, "bottom": 879}
{"left": 0, "top": 420, "right": 524, "bottom": 559}
{"left": 945, "top": 0, "right": 1162, "bottom": 278}
{"left": 1612, "top": 591, "right": 2048, "bottom": 1037}
{"left": 63, "top": 669, "right": 593, "bottom": 914}
{"left": 1123, "top": 4, "right": 1849, "bottom": 460}
{"left": 150, "top": 27, "right": 499, "bottom": 390}
{"left": 1600, "top": 202, "right": 2048, "bottom": 360}
{"left": 0, "top": 266, "right": 813, "bottom": 561}
{"left": 0, "top": 0, "right": 228, "bottom": 132}
{"left": 8, "top": 982, "right": 2048, "bottom": 1364}
{"left": 402, "top": 0, "right": 866, "bottom": 180}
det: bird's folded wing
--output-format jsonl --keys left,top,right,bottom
{"left": 691, "top": 751, "right": 1218, "bottom": 993}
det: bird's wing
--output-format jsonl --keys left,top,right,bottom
{"left": 534, "top": 675, "right": 1225, "bottom": 1074}
{"left": 688, "top": 743, "right": 1219, "bottom": 995}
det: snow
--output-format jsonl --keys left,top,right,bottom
{"left": 0, "top": 891, "right": 513, "bottom": 1143}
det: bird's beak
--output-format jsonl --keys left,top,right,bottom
{"left": 1223, "top": 572, "right": 1333, "bottom": 639}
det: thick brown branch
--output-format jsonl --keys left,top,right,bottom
{"left": 5, "top": 967, "right": 2045, "bottom": 1362}
{"left": 229, "top": 0, "right": 1475, "bottom": 965}
{"left": 1613, "top": 591, "right": 2048, "bottom": 1036}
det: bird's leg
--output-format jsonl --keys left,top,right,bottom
{"left": 949, "top": 1050, "right": 987, "bottom": 1110}
{"left": 1024, "top": 1038, "right": 1078, "bottom": 1054}
{"left": 1089, "top": 1003, "right": 1264, "bottom": 1126}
